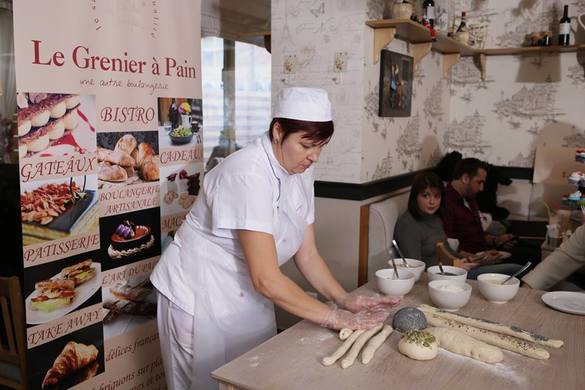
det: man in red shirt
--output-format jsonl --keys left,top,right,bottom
{"left": 442, "top": 158, "right": 540, "bottom": 266}
{"left": 442, "top": 158, "right": 513, "bottom": 253}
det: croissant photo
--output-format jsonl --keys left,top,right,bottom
{"left": 41, "top": 341, "right": 99, "bottom": 389}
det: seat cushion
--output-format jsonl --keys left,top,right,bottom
{"left": 368, "top": 191, "right": 409, "bottom": 282}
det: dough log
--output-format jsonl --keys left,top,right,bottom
{"left": 361, "top": 325, "right": 393, "bottom": 364}
{"left": 339, "top": 328, "right": 353, "bottom": 340}
{"left": 426, "top": 327, "right": 503, "bottom": 363}
{"left": 321, "top": 330, "right": 365, "bottom": 366}
{"left": 424, "top": 312, "right": 549, "bottom": 360}
{"left": 419, "top": 304, "right": 563, "bottom": 348}
{"left": 341, "top": 324, "right": 383, "bottom": 369}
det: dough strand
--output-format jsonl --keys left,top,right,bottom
{"left": 339, "top": 328, "right": 353, "bottom": 340}
{"left": 321, "top": 330, "right": 365, "bottom": 366}
{"left": 361, "top": 325, "right": 393, "bottom": 364}
{"left": 341, "top": 324, "right": 383, "bottom": 369}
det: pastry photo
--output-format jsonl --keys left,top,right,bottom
{"left": 103, "top": 276, "right": 157, "bottom": 339}
{"left": 99, "top": 208, "right": 161, "bottom": 271}
{"left": 17, "top": 93, "right": 96, "bottom": 159}
{"left": 97, "top": 131, "right": 160, "bottom": 188}
{"left": 25, "top": 259, "right": 101, "bottom": 325}
{"left": 28, "top": 323, "right": 105, "bottom": 390}
{"left": 20, "top": 175, "right": 99, "bottom": 246}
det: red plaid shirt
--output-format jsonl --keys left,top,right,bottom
{"left": 441, "top": 183, "right": 488, "bottom": 253}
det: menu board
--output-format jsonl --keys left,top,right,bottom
{"left": 13, "top": 1, "right": 202, "bottom": 388}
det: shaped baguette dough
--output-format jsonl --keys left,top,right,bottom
{"left": 426, "top": 327, "right": 503, "bottom": 363}
{"left": 419, "top": 304, "right": 563, "bottom": 348}
{"left": 341, "top": 324, "right": 383, "bottom": 368}
{"left": 321, "top": 330, "right": 365, "bottom": 366}
{"left": 339, "top": 328, "right": 353, "bottom": 340}
{"left": 424, "top": 313, "right": 549, "bottom": 360}
{"left": 361, "top": 324, "right": 393, "bottom": 364}
{"left": 398, "top": 332, "right": 438, "bottom": 361}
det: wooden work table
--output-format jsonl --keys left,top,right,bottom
{"left": 212, "top": 278, "right": 585, "bottom": 390}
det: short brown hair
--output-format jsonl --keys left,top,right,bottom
{"left": 269, "top": 118, "right": 334, "bottom": 145}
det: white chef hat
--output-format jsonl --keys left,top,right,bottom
{"left": 273, "top": 87, "right": 332, "bottom": 122}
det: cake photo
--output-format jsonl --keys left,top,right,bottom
{"left": 17, "top": 92, "right": 96, "bottom": 159}
{"left": 20, "top": 176, "right": 99, "bottom": 245}
{"left": 107, "top": 220, "right": 155, "bottom": 259}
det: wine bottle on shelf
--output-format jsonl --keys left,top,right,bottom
{"left": 456, "top": 11, "right": 467, "bottom": 33}
{"left": 558, "top": 5, "right": 571, "bottom": 46}
{"left": 423, "top": 0, "right": 435, "bottom": 28}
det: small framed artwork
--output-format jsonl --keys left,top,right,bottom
{"left": 378, "top": 50, "right": 413, "bottom": 117}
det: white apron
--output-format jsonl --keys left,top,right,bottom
{"left": 167, "top": 175, "right": 307, "bottom": 390}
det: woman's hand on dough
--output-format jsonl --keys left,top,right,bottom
{"left": 321, "top": 303, "right": 393, "bottom": 330}
{"left": 336, "top": 293, "right": 400, "bottom": 313}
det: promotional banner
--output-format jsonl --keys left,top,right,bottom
{"left": 13, "top": 1, "right": 202, "bottom": 388}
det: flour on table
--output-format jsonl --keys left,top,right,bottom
{"left": 438, "top": 349, "right": 527, "bottom": 386}
{"left": 247, "top": 355, "right": 261, "bottom": 368}
{"left": 296, "top": 331, "right": 334, "bottom": 345}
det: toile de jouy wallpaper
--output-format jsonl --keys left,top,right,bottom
{"left": 272, "top": 0, "right": 585, "bottom": 184}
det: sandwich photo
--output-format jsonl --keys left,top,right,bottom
{"left": 30, "top": 279, "right": 76, "bottom": 313}
{"left": 25, "top": 259, "right": 102, "bottom": 324}
{"left": 60, "top": 259, "right": 96, "bottom": 286}
{"left": 42, "top": 341, "right": 99, "bottom": 389}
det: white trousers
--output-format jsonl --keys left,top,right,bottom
{"left": 157, "top": 293, "right": 196, "bottom": 390}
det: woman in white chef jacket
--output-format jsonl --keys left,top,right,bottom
{"left": 151, "top": 87, "right": 399, "bottom": 390}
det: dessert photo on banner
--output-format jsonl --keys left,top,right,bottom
{"left": 20, "top": 174, "right": 99, "bottom": 246}
{"left": 17, "top": 92, "right": 96, "bottom": 159}
{"left": 23, "top": 250, "right": 102, "bottom": 326}
{"left": 160, "top": 164, "right": 202, "bottom": 216}
{"left": 97, "top": 131, "right": 160, "bottom": 188}
{"left": 102, "top": 273, "right": 157, "bottom": 340}
{"left": 99, "top": 207, "right": 161, "bottom": 271}
{"left": 157, "top": 97, "right": 203, "bottom": 149}
{"left": 28, "top": 323, "right": 105, "bottom": 390}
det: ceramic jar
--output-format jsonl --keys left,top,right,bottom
{"left": 384, "top": 1, "right": 413, "bottom": 20}
{"left": 454, "top": 31, "right": 470, "bottom": 45}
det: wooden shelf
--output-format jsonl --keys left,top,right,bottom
{"left": 365, "top": 19, "right": 432, "bottom": 44}
{"left": 475, "top": 44, "right": 585, "bottom": 56}
{"left": 366, "top": 19, "right": 585, "bottom": 80}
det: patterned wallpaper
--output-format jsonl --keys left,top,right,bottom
{"left": 449, "top": 0, "right": 585, "bottom": 167}
{"left": 272, "top": 0, "right": 585, "bottom": 183}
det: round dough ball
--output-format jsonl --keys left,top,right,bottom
{"left": 398, "top": 330, "right": 438, "bottom": 361}
{"left": 392, "top": 307, "right": 427, "bottom": 332}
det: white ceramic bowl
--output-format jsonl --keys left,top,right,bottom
{"left": 375, "top": 268, "right": 415, "bottom": 297}
{"left": 389, "top": 258, "right": 426, "bottom": 282}
{"left": 428, "top": 280, "right": 472, "bottom": 311}
{"left": 477, "top": 273, "right": 520, "bottom": 304}
{"left": 427, "top": 265, "right": 467, "bottom": 285}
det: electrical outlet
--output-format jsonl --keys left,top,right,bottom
{"left": 334, "top": 52, "right": 348, "bottom": 72}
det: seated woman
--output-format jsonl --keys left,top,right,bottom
{"left": 393, "top": 172, "right": 522, "bottom": 279}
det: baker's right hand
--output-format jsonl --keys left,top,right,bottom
{"left": 320, "top": 304, "right": 393, "bottom": 330}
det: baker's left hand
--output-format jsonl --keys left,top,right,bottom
{"left": 336, "top": 293, "right": 400, "bottom": 313}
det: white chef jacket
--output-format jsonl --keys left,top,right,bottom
{"left": 151, "top": 131, "right": 315, "bottom": 315}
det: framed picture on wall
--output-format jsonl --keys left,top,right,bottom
{"left": 378, "top": 50, "right": 413, "bottom": 117}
